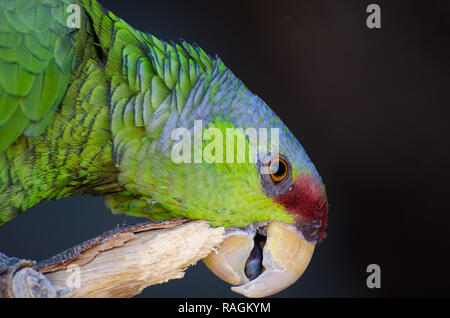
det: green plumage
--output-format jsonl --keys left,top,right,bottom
{"left": 0, "top": 0, "right": 74, "bottom": 152}
{"left": 0, "top": 0, "right": 314, "bottom": 229}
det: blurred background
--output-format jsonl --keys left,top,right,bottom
{"left": 1, "top": 0, "right": 449, "bottom": 297}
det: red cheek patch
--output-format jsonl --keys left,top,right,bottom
{"left": 275, "top": 174, "right": 328, "bottom": 242}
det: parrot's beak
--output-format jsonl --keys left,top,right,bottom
{"left": 203, "top": 221, "right": 315, "bottom": 297}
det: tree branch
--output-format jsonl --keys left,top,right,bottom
{"left": 0, "top": 219, "right": 225, "bottom": 298}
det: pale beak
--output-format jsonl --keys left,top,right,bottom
{"left": 203, "top": 221, "right": 315, "bottom": 297}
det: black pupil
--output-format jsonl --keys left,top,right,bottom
{"left": 272, "top": 160, "right": 286, "bottom": 178}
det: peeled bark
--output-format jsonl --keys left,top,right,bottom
{"left": 0, "top": 219, "right": 225, "bottom": 298}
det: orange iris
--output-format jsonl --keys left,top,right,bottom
{"left": 269, "top": 157, "right": 288, "bottom": 182}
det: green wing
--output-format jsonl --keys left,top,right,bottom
{"left": 0, "top": 0, "right": 75, "bottom": 153}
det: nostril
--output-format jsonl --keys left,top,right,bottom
{"left": 298, "top": 220, "right": 322, "bottom": 242}
{"left": 244, "top": 234, "right": 265, "bottom": 281}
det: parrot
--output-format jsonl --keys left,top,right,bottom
{"left": 0, "top": 0, "right": 328, "bottom": 297}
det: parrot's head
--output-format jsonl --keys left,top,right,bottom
{"left": 117, "top": 59, "right": 328, "bottom": 297}
{"left": 197, "top": 118, "right": 329, "bottom": 298}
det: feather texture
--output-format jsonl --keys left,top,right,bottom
{"left": 0, "top": 0, "right": 324, "bottom": 230}
{"left": 0, "top": 0, "right": 75, "bottom": 151}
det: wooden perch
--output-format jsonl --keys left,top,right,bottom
{"left": 0, "top": 219, "right": 225, "bottom": 298}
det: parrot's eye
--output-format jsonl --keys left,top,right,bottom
{"left": 259, "top": 154, "right": 292, "bottom": 197}
{"left": 269, "top": 157, "right": 288, "bottom": 183}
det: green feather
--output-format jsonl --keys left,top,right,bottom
{"left": 0, "top": 0, "right": 75, "bottom": 153}
{"left": 0, "top": 105, "right": 29, "bottom": 152}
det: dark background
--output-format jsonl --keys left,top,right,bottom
{"left": 1, "top": 0, "right": 449, "bottom": 297}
